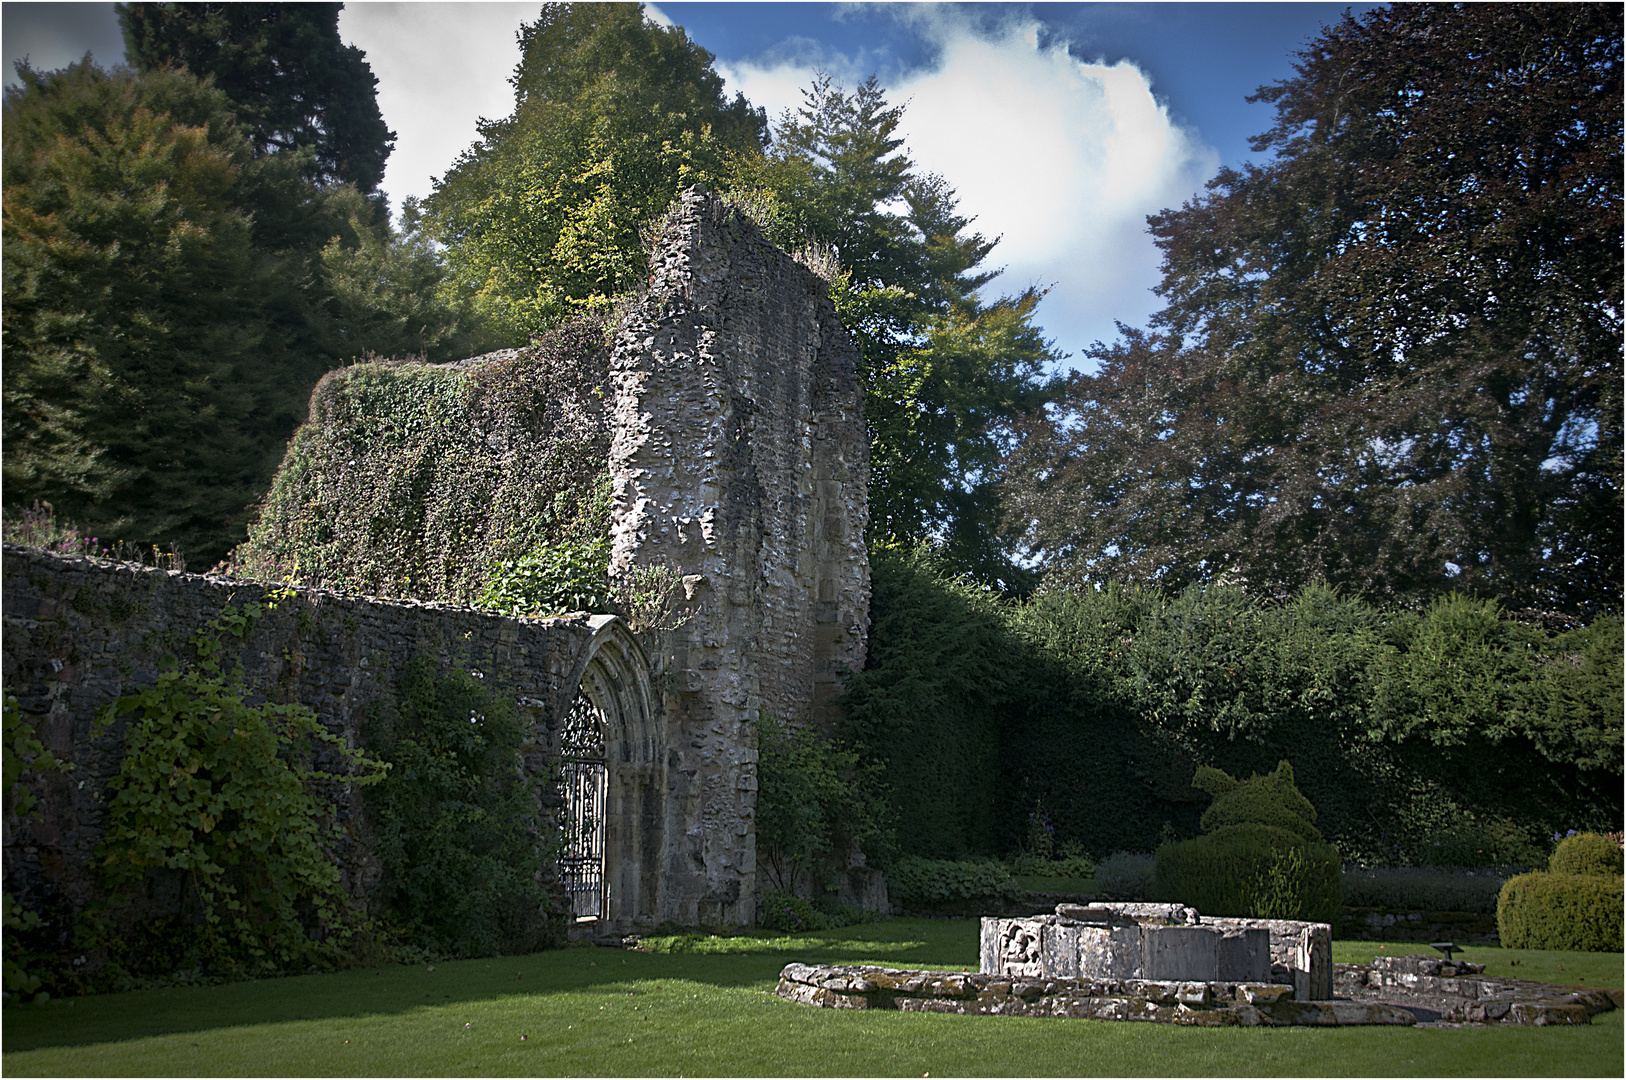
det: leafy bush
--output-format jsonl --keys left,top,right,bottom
{"left": 1549, "top": 832, "right": 1624, "bottom": 877}
{"left": 886, "top": 857, "right": 1023, "bottom": 908}
{"left": 1341, "top": 867, "right": 1508, "bottom": 914}
{"left": 1410, "top": 817, "right": 1548, "bottom": 869}
{"left": 364, "top": 657, "right": 554, "bottom": 958}
{"left": 1497, "top": 872, "right": 1624, "bottom": 952}
{"left": 1004, "top": 854, "right": 1096, "bottom": 879}
{"left": 1093, "top": 852, "right": 1157, "bottom": 900}
{"left": 754, "top": 715, "right": 894, "bottom": 895}
{"left": 1156, "top": 825, "right": 1343, "bottom": 922}
{"left": 95, "top": 603, "right": 386, "bottom": 980}
{"left": 754, "top": 891, "right": 876, "bottom": 933}
{"left": 477, "top": 535, "right": 612, "bottom": 617}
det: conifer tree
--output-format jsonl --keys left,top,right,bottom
{"left": 118, "top": 2, "right": 395, "bottom": 194}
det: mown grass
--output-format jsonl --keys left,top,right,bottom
{"left": 3, "top": 919, "right": 1621, "bottom": 1077}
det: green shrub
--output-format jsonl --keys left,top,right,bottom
{"left": 1093, "top": 851, "right": 1157, "bottom": 900}
{"left": 754, "top": 716, "right": 895, "bottom": 896}
{"left": 95, "top": 603, "right": 387, "bottom": 982}
{"left": 1411, "top": 817, "right": 1548, "bottom": 868}
{"left": 1155, "top": 825, "right": 1343, "bottom": 922}
{"left": 1004, "top": 854, "right": 1096, "bottom": 879}
{"left": 753, "top": 891, "right": 877, "bottom": 933}
{"left": 887, "top": 857, "right": 1023, "bottom": 908}
{"left": 1497, "top": 872, "right": 1623, "bottom": 952}
{"left": 1194, "top": 761, "right": 1322, "bottom": 840}
{"left": 1341, "top": 867, "right": 1507, "bottom": 914}
{"left": 364, "top": 657, "right": 554, "bottom": 958}
{"left": 1549, "top": 832, "right": 1624, "bottom": 877}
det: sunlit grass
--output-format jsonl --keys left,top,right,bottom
{"left": 3, "top": 919, "right": 1620, "bottom": 1077}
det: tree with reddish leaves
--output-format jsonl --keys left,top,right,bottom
{"left": 1008, "top": 3, "right": 1622, "bottom": 618}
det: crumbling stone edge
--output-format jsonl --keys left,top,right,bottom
{"left": 775, "top": 961, "right": 1620, "bottom": 1027}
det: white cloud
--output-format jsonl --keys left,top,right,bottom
{"left": 338, "top": 2, "right": 536, "bottom": 216}
{"left": 718, "top": 10, "right": 1219, "bottom": 369}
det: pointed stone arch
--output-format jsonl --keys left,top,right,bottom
{"left": 555, "top": 614, "right": 664, "bottom": 932}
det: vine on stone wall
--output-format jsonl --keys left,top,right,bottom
{"left": 92, "top": 601, "right": 387, "bottom": 984}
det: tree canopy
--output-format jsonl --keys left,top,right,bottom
{"left": 1006, "top": 2, "right": 1622, "bottom": 617}
{"left": 747, "top": 75, "right": 1059, "bottom": 590}
{"left": 2, "top": 54, "right": 473, "bottom": 565}
{"left": 118, "top": 2, "right": 395, "bottom": 194}
{"left": 423, "top": 2, "right": 766, "bottom": 342}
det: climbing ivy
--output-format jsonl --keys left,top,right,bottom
{"left": 364, "top": 657, "right": 554, "bottom": 958}
{"left": 95, "top": 601, "right": 386, "bottom": 980}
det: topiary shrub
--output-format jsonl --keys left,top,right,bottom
{"left": 1193, "top": 761, "right": 1322, "bottom": 840}
{"left": 1548, "top": 832, "right": 1625, "bottom": 877}
{"left": 1156, "top": 761, "right": 1342, "bottom": 921}
{"left": 1155, "top": 825, "right": 1343, "bottom": 922}
{"left": 1496, "top": 872, "right": 1623, "bottom": 952}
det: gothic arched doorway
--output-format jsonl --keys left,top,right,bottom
{"left": 554, "top": 615, "right": 662, "bottom": 932}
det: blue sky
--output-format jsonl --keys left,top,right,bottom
{"left": 3, "top": 2, "right": 1371, "bottom": 368}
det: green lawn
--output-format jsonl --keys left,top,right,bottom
{"left": 4, "top": 920, "right": 1621, "bottom": 1077}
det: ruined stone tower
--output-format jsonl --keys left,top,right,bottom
{"left": 606, "top": 186, "right": 871, "bottom": 925}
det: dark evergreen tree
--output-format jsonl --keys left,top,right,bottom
{"left": 1008, "top": 3, "right": 1622, "bottom": 616}
{"left": 2, "top": 61, "right": 314, "bottom": 562}
{"left": 118, "top": 2, "right": 395, "bottom": 194}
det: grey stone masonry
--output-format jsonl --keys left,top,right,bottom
{"left": 608, "top": 186, "right": 870, "bottom": 925}
{"left": 778, "top": 959, "right": 1619, "bottom": 1027}
{"left": 1335, "top": 955, "right": 1622, "bottom": 1026}
{"left": 776, "top": 963, "right": 1416, "bottom": 1027}
{"left": 1, "top": 545, "right": 598, "bottom": 928}
{"left": 982, "top": 904, "right": 1332, "bottom": 1000}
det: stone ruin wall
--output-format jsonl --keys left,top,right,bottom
{"left": 0, "top": 546, "right": 599, "bottom": 931}
{"left": 3, "top": 186, "right": 873, "bottom": 933}
{"left": 608, "top": 186, "right": 871, "bottom": 920}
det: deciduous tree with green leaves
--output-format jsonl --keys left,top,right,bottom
{"left": 424, "top": 2, "right": 765, "bottom": 342}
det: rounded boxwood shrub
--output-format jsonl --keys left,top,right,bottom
{"left": 1548, "top": 832, "right": 1624, "bottom": 877}
{"left": 1497, "top": 872, "right": 1623, "bottom": 952}
{"left": 1155, "top": 824, "right": 1343, "bottom": 922}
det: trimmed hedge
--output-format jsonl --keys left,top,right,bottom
{"left": 844, "top": 553, "right": 1622, "bottom": 864}
{"left": 1341, "top": 867, "right": 1507, "bottom": 915}
{"left": 887, "top": 857, "right": 1023, "bottom": 908}
{"left": 1549, "top": 832, "right": 1625, "bottom": 877}
{"left": 1496, "top": 873, "right": 1624, "bottom": 952}
{"left": 1155, "top": 825, "right": 1343, "bottom": 923}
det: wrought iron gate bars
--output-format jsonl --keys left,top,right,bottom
{"left": 557, "top": 694, "right": 607, "bottom": 922}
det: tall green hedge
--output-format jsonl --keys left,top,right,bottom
{"left": 842, "top": 552, "right": 1623, "bottom": 863}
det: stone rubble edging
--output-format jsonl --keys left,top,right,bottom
{"left": 775, "top": 960, "right": 1620, "bottom": 1027}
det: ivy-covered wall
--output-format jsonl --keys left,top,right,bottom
{"left": 2, "top": 545, "right": 593, "bottom": 978}
{"left": 230, "top": 319, "right": 612, "bottom": 605}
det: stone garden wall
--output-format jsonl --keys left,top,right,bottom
{"left": 1, "top": 545, "right": 597, "bottom": 929}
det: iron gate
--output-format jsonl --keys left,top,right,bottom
{"left": 558, "top": 694, "right": 608, "bottom": 922}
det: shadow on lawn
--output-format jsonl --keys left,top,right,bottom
{"left": 3, "top": 919, "right": 975, "bottom": 1053}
